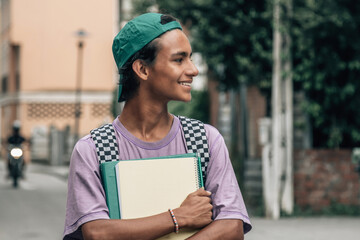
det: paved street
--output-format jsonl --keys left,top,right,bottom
{"left": 246, "top": 216, "right": 360, "bottom": 240}
{"left": 0, "top": 160, "right": 68, "bottom": 240}
{"left": 1, "top": 160, "right": 360, "bottom": 240}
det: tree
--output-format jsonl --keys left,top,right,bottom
{"left": 292, "top": 0, "right": 360, "bottom": 148}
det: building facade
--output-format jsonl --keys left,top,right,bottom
{"left": 0, "top": 0, "right": 120, "bottom": 160}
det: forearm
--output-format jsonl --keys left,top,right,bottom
{"left": 82, "top": 188, "right": 213, "bottom": 240}
{"left": 82, "top": 211, "right": 175, "bottom": 240}
{"left": 187, "top": 219, "right": 244, "bottom": 240}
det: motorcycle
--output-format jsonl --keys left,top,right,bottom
{"left": 8, "top": 144, "right": 24, "bottom": 188}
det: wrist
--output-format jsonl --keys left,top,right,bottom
{"left": 172, "top": 208, "right": 188, "bottom": 229}
{"left": 168, "top": 209, "right": 179, "bottom": 233}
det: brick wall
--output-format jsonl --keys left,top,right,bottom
{"left": 294, "top": 149, "right": 360, "bottom": 211}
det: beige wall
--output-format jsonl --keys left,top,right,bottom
{"left": 11, "top": 0, "right": 115, "bottom": 92}
{"left": 0, "top": 0, "right": 118, "bottom": 156}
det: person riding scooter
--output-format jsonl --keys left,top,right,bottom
{"left": 7, "top": 120, "right": 26, "bottom": 187}
{"left": 7, "top": 120, "right": 26, "bottom": 145}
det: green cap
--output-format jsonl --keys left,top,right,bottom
{"left": 112, "top": 13, "right": 182, "bottom": 102}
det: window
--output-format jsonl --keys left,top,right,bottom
{"left": 1, "top": 75, "right": 8, "bottom": 93}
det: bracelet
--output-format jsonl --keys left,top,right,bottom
{"left": 168, "top": 208, "right": 179, "bottom": 234}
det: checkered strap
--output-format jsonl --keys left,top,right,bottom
{"left": 90, "top": 123, "right": 119, "bottom": 164}
{"left": 178, "top": 116, "right": 210, "bottom": 183}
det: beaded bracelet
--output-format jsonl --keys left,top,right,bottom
{"left": 168, "top": 208, "right": 179, "bottom": 234}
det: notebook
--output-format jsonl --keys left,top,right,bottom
{"left": 100, "top": 153, "right": 204, "bottom": 239}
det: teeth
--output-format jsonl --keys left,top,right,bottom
{"left": 180, "top": 82, "right": 191, "bottom": 86}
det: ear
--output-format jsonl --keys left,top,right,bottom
{"left": 132, "top": 59, "right": 149, "bottom": 81}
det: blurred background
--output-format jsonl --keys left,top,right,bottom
{"left": 0, "top": 0, "right": 360, "bottom": 239}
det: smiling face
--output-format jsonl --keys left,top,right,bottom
{"left": 142, "top": 29, "right": 199, "bottom": 103}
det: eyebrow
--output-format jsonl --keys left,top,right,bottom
{"left": 171, "top": 51, "right": 193, "bottom": 57}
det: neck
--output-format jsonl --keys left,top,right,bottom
{"left": 119, "top": 97, "right": 173, "bottom": 142}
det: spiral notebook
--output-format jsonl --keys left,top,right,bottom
{"left": 100, "top": 153, "right": 204, "bottom": 239}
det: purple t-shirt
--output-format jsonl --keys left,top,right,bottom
{"left": 63, "top": 116, "right": 252, "bottom": 239}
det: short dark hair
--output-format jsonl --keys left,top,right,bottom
{"left": 118, "top": 39, "right": 160, "bottom": 101}
{"left": 118, "top": 14, "right": 177, "bottom": 102}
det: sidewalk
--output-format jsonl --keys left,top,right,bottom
{"left": 245, "top": 216, "right": 360, "bottom": 240}
{"left": 28, "top": 161, "right": 69, "bottom": 180}
{"left": 0, "top": 159, "right": 69, "bottom": 181}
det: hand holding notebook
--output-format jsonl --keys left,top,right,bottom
{"left": 172, "top": 188, "right": 213, "bottom": 229}
{"left": 100, "top": 153, "right": 211, "bottom": 239}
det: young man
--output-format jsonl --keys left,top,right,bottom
{"left": 63, "top": 13, "right": 252, "bottom": 240}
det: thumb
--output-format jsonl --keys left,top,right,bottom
{"left": 197, "top": 187, "right": 212, "bottom": 196}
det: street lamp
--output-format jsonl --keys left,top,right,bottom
{"left": 74, "top": 29, "right": 88, "bottom": 142}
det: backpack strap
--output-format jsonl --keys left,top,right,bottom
{"left": 90, "top": 123, "right": 119, "bottom": 164}
{"left": 90, "top": 118, "right": 210, "bottom": 182}
{"left": 178, "top": 116, "right": 210, "bottom": 183}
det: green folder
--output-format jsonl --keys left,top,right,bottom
{"left": 100, "top": 153, "right": 204, "bottom": 219}
{"left": 100, "top": 160, "right": 121, "bottom": 219}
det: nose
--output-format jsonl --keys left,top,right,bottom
{"left": 186, "top": 60, "right": 199, "bottom": 77}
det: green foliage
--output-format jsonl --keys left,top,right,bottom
{"left": 131, "top": 0, "right": 360, "bottom": 148}
{"left": 292, "top": 0, "right": 360, "bottom": 148}
{"left": 168, "top": 90, "right": 210, "bottom": 123}
{"left": 285, "top": 202, "right": 360, "bottom": 217}
{"left": 322, "top": 202, "right": 360, "bottom": 216}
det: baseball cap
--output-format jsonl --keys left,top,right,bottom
{"left": 112, "top": 13, "right": 183, "bottom": 102}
